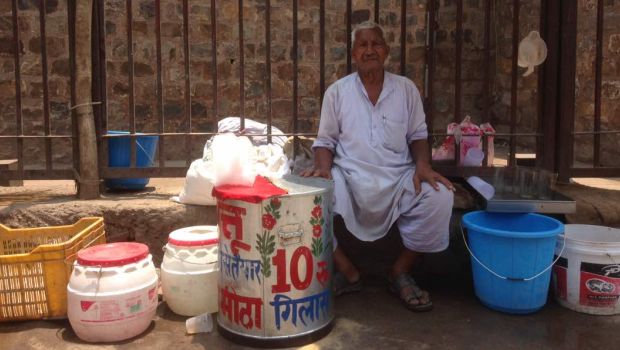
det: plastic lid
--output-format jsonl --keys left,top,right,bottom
{"left": 168, "top": 226, "right": 219, "bottom": 247}
{"left": 77, "top": 242, "right": 150, "bottom": 267}
{"left": 212, "top": 175, "right": 288, "bottom": 203}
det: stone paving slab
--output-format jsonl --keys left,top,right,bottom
{"left": 1, "top": 272, "right": 619, "bottom": 350}
{"left": 1, "top": 178, "right": 620, "bottom": 349}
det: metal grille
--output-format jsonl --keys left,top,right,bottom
{"left": 1, "top": 1, "right": 619, "bottom": 185}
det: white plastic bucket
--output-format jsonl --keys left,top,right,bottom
{"left": 552, "top": 224, "right": 620, "bottom": 315}
{"left": 161, "top": 225, "right": 219, "bottom": 316}
{"left": 67, "top": 243, "right": 158, "bottom": 343}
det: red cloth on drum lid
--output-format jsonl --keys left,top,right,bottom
{"left": 212, "top": 175, "right": 288, "bottom": 203}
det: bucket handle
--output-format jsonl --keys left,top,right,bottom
{"left": 136, "top": 139, "right": 155, "bottom": 166}
{"left": 460, "top": 225, "right": 566, "bottom": 282}
{"left": 161, "top": 246, "right": 218, "bottom": 265}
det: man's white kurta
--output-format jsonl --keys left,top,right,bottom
{"left": 313, "top": 71, "right": 428, "bottom": 241}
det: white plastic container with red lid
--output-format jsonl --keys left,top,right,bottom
{"left": 161, "top": 226, "right": 219, "bottom": 316}
{"left": 67, "top": 242, "right": 158, "bottom": 343}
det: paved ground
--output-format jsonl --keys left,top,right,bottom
{"left": 1, "top": 177, "right": 620, "bottom": 349}
{"left": 2, "top": 268, "right": 619, "bottom": 350}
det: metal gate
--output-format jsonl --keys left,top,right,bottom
{"left": 1, "top": 1, "right": 619, "bottom": 194}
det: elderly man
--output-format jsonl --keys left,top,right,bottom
{"left": 302, "top": 21, "right": 454, "bottom": 312}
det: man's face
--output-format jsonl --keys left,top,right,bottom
{"left": 352, "top": 28, "right": 389, "bottom": 73}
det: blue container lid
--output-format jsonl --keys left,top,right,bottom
{"left": 462, "top": 211, "right": 564, "bottom": 239}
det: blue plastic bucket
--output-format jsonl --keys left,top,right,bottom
{"left": 105, "top": 131, "right": 158, "bottom": 190}
{"left": 462, "top": 211, "right": 564, "bottom": 314}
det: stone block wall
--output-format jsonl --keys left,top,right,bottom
{"left": 0, "top": 0, "right": 73, "bottom": 168}
{"left": 574, "top": 0, "right": 620, "bottom": 167}
{"left": 0, "top": 0, "right": 619, "bottom": 168}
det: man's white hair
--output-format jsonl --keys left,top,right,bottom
{"left": 351, "top": 21, "right": 386, "bottom": 46}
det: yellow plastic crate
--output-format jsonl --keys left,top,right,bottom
{"left": 0, "top": 217, "right": 106, "bottom": 321}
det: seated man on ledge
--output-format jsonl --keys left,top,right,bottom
{"left": 301, "top": 21, "right": 454, "bottom": 312}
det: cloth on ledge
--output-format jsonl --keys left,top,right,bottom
{"left": 212, "top": 175, "right": 288, "bottom": 204}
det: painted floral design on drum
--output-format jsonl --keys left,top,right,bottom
{"left": 256, "top": 197, "right": 281, "bottom": 277}
{"left": 310, "top": 195, "right": 325, "bottom": 258}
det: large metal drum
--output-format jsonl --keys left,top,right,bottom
{"left": 213, "top": 175, "right": 334, "bottom": 347}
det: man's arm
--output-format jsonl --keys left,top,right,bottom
{"left": 409, "top": 139, "right": 454, "bottom": 194}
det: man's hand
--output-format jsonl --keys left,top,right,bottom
{"left": 300, "top": 167, "right": 332, "bottom": 179}
{"left": 413, "top": 161, "right": 454, "bottom": 195}
{"left": 301, "top": 147, "right": 334, "bottom": 179}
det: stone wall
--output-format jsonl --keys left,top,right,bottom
{"left": 0, "top": 0, "right": 73, "bottom": 168}
{"left": 0, "top": 0, "right": 619, "bottom": 168}
{"left": 574, "top": 0, "right": 620, "bottom": 167}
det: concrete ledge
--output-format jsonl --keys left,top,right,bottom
{"left": 0, "top": 159, "right": 23, "bottom": 187}
{"left": 0, "top": 197, "right": 216, "bottom": 264}
{"left": 2, "top": 178, "right": 619, "bottom": 270}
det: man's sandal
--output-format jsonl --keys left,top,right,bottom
{"left": 332, "top": 272, "right": 363, "bottom": 296}
{"left": 388, "top": 273, "right": 433, "bottom": 312}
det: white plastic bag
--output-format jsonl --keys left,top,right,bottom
{"left": 432, "top": 122, "right": 459, "bottom": 161}
{"left": 174, "top": 159, "right": 216, "bottom": 205}
{"left": 253, "top": 144, "right": 290, "bottom": 179}
{"left": 432, "top": 116, "right": 481, "bottom": 165}
{"left": 185, "top": 313, "right": 213, "bottom": 334}
{"left": 217, "top": 117, "right": 287, "bottom": 148}
{"left": 212, "top": 133, "right": 257, "bottom": 187}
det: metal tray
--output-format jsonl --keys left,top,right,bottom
{"left": 465, "top": 177, "right": 577, "bottom": 214}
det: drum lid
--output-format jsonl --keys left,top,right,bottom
{"left": 212, "top": 175, "right": 288, "bottom": 203}
{"left": 77, "top": 242, "right": 149, "bottom": 267}
{"left": 168, "top": 226, "right": 219, "bottom": 247}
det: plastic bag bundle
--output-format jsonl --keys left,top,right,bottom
{"left": 212, "top": 133, "right": 257, "bottom": 187}
{"left": 175, "top": 118, "right": 292, "bottom": 206}
{"left": 432, "top": 116, "right": 494, "bottom": 166}
{"left": 253, "top": 144, "right": 289, "bottom": 179}
{"left": 458, "top": 116, "right": 482, "bottom": 165}
{"left": 175, "top": 159, "right": 217, "bottom": 205}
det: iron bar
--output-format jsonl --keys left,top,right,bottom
{"left": 238, "top": 0, "right": 245, "bottom": 130}
{"left": 293, "top": 0, "right": 299, "bottom": 157}
{"left": 39, "top": 0, "right": 52, "bottom": 171}
{"left": 211, "top": 0, "right": 218, "bottom": 129}
{"left": 455, "top": 0, "right": 462, "bottom": 123}
{"left": 125, "top": 0, "right": 136, "bottom": 167}
{"left": 183, "top": 0, "right": 191, "bottom": 165}
{"left": 593, "top": 0, "right": 603, "bottom": 167}
{"left": 346, "top": 0, "right": 352, "bottom": 74}
{"left": 68, "top": 0, "right": 78, "bottom": 173}
{"left": 482, "top": 0, "right": 492, "bottom": 165}
{"left": 454, "top": 0, "right": 463, "bottom": 165}
{"left": 400, "top": 0, "right": 406, "bottom": 76}
{"left": 572, "top": 130, "right": 620, "bottom": 135}
{"left": 483, "top": 0, "right": 491, "bottom": 123}
{"left": 428, "top": 132, "right": 543, "bottom": 138}
{"left": 374, "top": 0, "right": 379, "bottom": 23}
{"left": 266, "top": 0, "right": 272, "bottom": 143}
{"left": 94, "top": 0, "right": 108, "bottom": 177}
{"left": 557, "top": 0, "right": 577, "bottom": 183}
{"left": 536, "top": 0, "right": 546, "bottom": 168}
{"left": 155, "top": 0, "right": 165, "bottom": 167}
{"left": 320, "top": 0, "right": 325, "bottom": 103}
{"left": 0, "top": 135, "right": 74, "bottom": 139}
{"left": 424, "top": 0, "right": 436, "bottom": 160}
{"left": 101, "top": 167, "right": 194, "bottom": 178}
{"left": 11, "top": 0, "right": 23, "bottom": 173}
{"left": 1, "top": 170, "right": 74, "bottom": 181}
{"left": 101, "top": 132, "right": 318, "bottom": 138}
{"left": 509, "top": 0, "right": 520, "bottom": 166}
{"left": 540, "top": 0, "right": 559, "bottom": 172}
